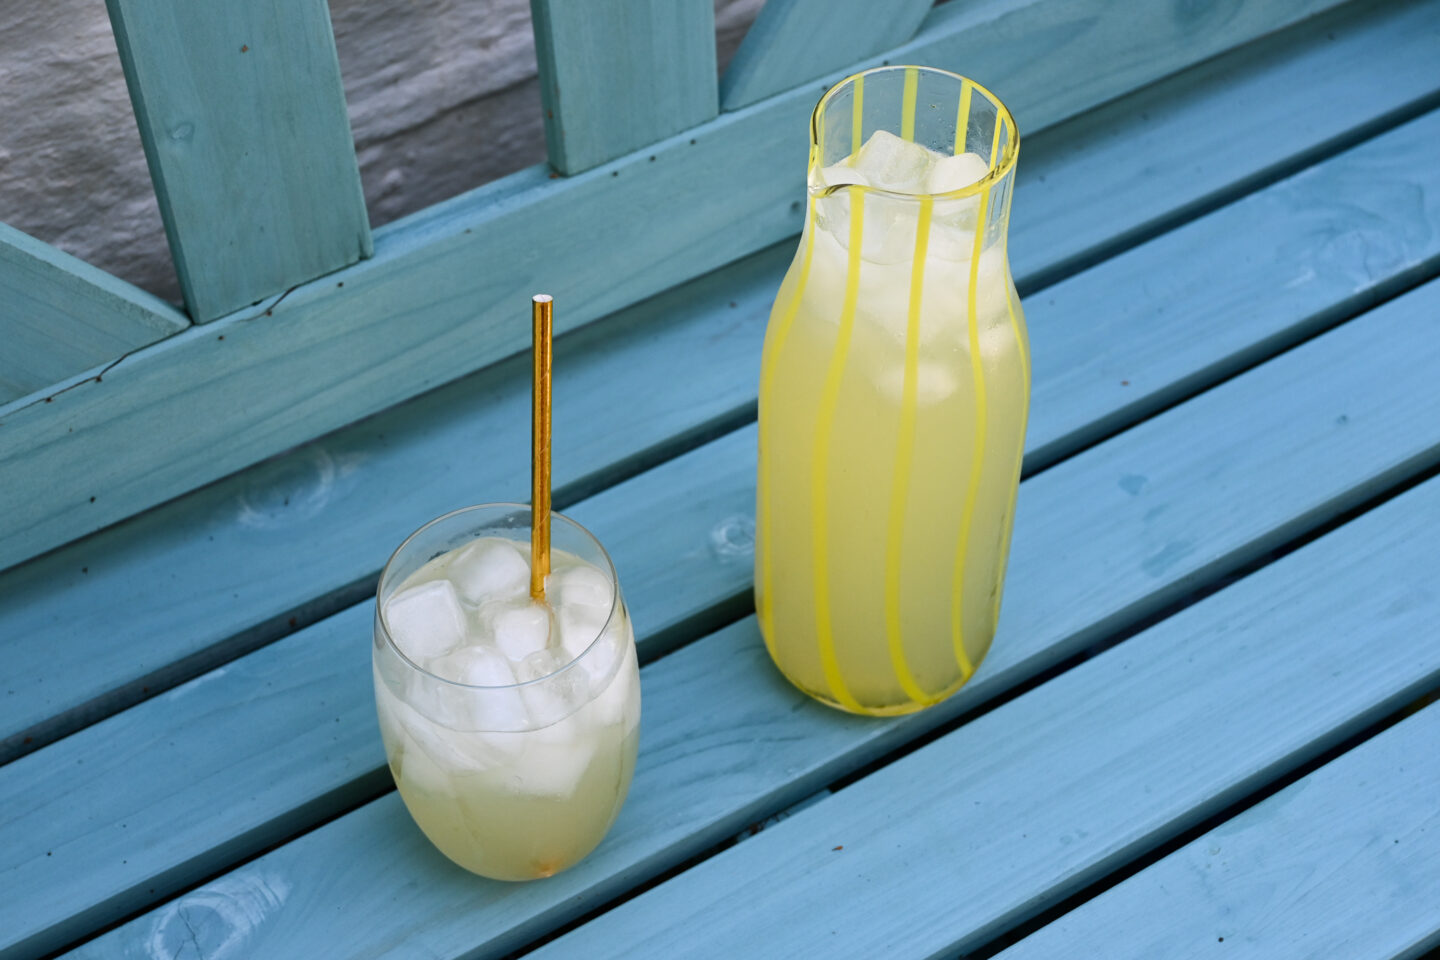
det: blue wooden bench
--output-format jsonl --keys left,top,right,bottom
{"left": 3, "top": 0, "right": 1440, "bottom": 957}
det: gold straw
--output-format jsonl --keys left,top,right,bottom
{"left": 530, "top": 294, "right": 553, "bottom": 600}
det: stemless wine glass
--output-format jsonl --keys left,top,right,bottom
{"left": 373, "top": 503, "right": 640, "bottom": 881}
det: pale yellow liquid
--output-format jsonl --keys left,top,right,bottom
{"left": 380, "top": 703, "right": 639, "bottom": 880}
{"left": 756, "top": 189, "right": 1029, "bottom": 715}
{"left": 375, "top": 650, "right": 640, "bottom": 880}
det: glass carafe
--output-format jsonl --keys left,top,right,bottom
{"left": 756, "top": 66, "right": 1029, "bottom": 716}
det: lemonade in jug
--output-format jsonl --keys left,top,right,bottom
{"left": 756, "top": 67, "right": 1029, "bottom": 715}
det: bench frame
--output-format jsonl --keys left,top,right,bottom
{"left": 0, "top": 0, "right": 1347, "bottom": 572}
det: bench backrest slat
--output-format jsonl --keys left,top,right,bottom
{"left": 721, "top": 0, "right": 935, "bottom": 110}
{"left": 533, "top": 0, "right": 719, "bottom": 174}
{"left": 104, "top": 0, "right": 373, "bottom": 322}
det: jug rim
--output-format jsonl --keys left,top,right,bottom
{"left": 808, "top": 65, "right": 1020, "bottom": 202}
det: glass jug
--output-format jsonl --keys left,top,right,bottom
{"left": 756, "top": 66, "right": 1029, "bottom": 716}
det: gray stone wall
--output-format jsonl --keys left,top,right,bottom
{"left": 0, "top": 0, "right": 763, "bottom": 305}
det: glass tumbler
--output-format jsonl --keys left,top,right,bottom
{"left": 373, "top": 504, "right": 640, "bottom": 880}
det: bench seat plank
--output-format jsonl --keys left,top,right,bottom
{"left": 53, "top": 280, "right": 1440, "bottom": 959}
{"left": 1009, "top": 0, "right": 1440, "bottom": 292}
{"left": 532, "top": 0, "right": 717, "bottom": 173}
{"left": 0, "top": 249, "right": 783, "bottom": 764}
{"left": 528, "top": 476, "right": 1440, "bottom": 960}
{"left": 1023, "top": 108, "right": 1440, "bottom": 469}
{"left": 6, "top": 22, "right": 1438, "bottom": 761}
{"left": 997, "top": 706, "right": 1440, "bottom": 960}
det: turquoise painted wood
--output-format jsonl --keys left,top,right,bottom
{"left": 104, "top": 0, "right": 371, "bottom": 321}
{"left": 719, "top": 0, "right": 934, "bottom": 110}
{"left": 997, "top": 706, "right": 1440, "bottom": 960}
{"left": 0, "top": 249, "right": 782, "bottom": 764}
{"left": 5, "top": 52, "right": 1440, "bottom": 762}
{"left": 0, "top": 0, "right": 1351, "bottom": 573}
{"left": 42, "top": 282, "right": 1440, "bottom": 959}
{"left": 528, "top": 478, "right": 1440, "bottom": 960}
{"left": 8, "top": 7, "right": 1435, "bottom": 957}
{"left": 1010, "top": 0, "right": 1440, "bottom": 293}
{"left": 1026, "top": 107, "right": 1440, "bottom": 469}
{"left": 532, "top": 0, "right": 717, "bottom": 174}
{"left": 0, "top": 223, "right": 188, "bottom": 403}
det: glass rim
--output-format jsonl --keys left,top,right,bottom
{"left": 375, "top": 501, "right": 622, "bottom": 691}
{"left": 808, "top": 64, "right": 1020, "bottom": 202}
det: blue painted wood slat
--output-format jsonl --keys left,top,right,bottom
{"left": 104, "top": 0, "right": 372, "bottom": 321}
{"left": 43, "top": 280, "right": 1440, "bottom": 959}
{"left": 0, "top": 223, "right": 188, "bottom": 404}
{"left": 0, "top": 0, "right": 1356, "bottom": 572}
{"left": 532, "top": 0, "right": 717, "bottom": 174}
{"left": 5, "top": 18, "right": 1440, "bottom": 763}
{"left": 998, "top": 705, "right": 1440, "bottom": 960}
{"left": 720, "top": 0, "right": 934, "bottom": 110}
{"left": 1006, "top": 0, "right": 1440, "bottom": 293}
{"left": 529, "top": 475, "right": 1440, "bottom": 959}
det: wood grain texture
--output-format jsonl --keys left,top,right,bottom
{"left": 1025, "top": 106, "right": 1440, "bottom": 470}
{"left": 527, "top": 481, "right": 1440, "bottom": 960}
{"left": 997, "top": 705, "right": 1440, "bottom": 960}
{"left": 1010, "top": 0, "right": 1440, "bottom": 294}
{"left": 50, "top": 282, "right": 1440, "bottom": 960}
{"left": 0, "top": 247, "right": 784, "bottom": 765}
{"left": 104, "top": 0, "right": 372, "bottom": 321}
{"left": 532, "top": 0, "right": 717, "bottom": 173}
{"left": 5, "top": 50, "right": 1440, "bottom": 762}
{"left": 0, "top": 0, "right": 1351, "bottom": 571}
{"left": 719, "top": 0, "right": 934, "bottom": 110}
{"left": 0, "top": 223, "right": 188, "bottom": 403}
